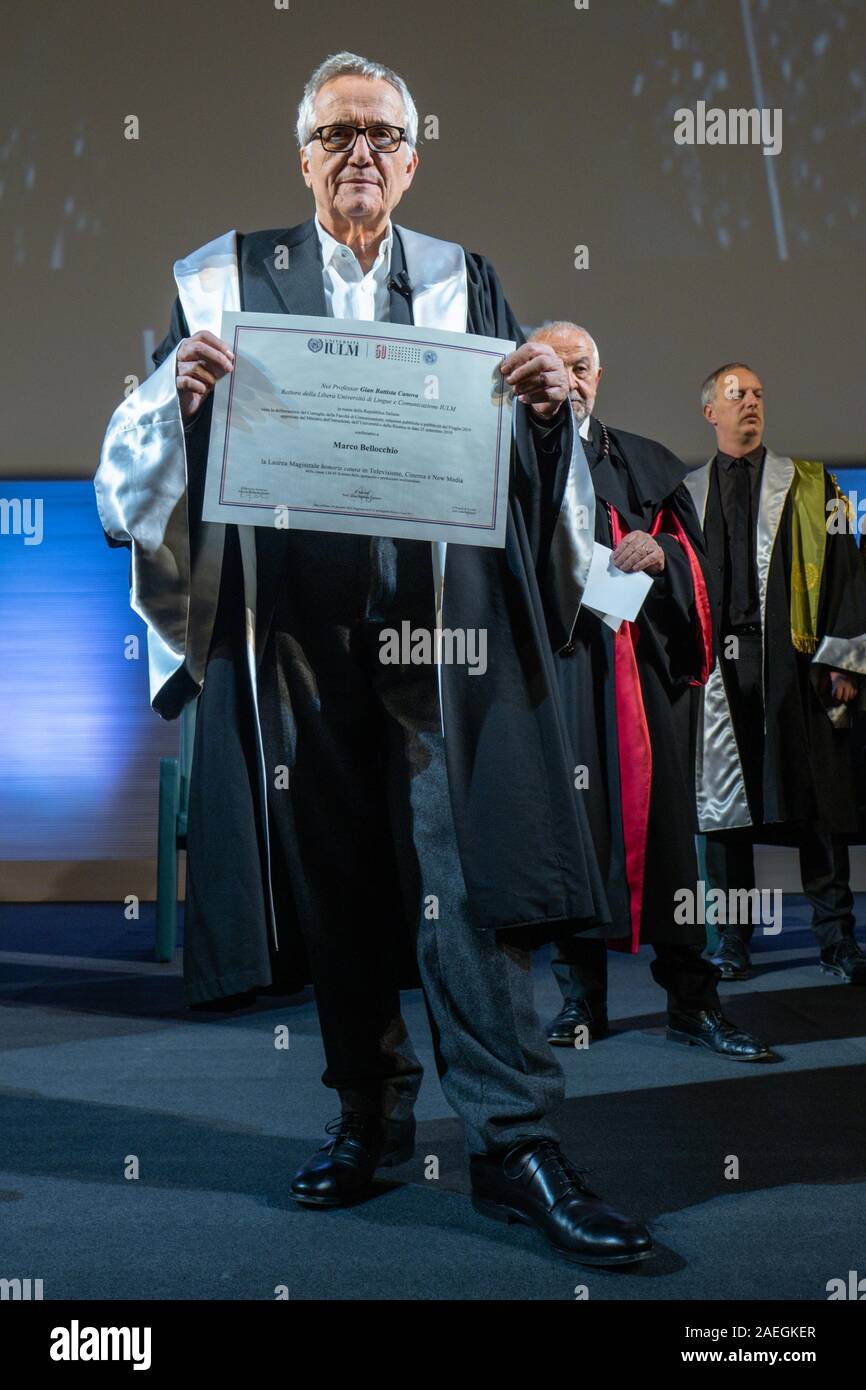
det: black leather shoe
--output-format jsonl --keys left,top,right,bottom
{"left": 290, "top": 1113, "right": 416, "bottom": 1208}
{"left": 547, "top": 999, "right": 609, "bottom": 1046}
{"left": 820, "top": 936, "right": 866, "bottom": 984}
{"left": 708, "top": 934, "right": 752, "bottom": 980}
{"left": 667, "top": 1009, "right": 774, "bottom": 1061}
{"left": 470, "top": 1139, "right": 652, "bottom": 1266}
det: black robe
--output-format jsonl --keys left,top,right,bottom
{"left": 550, "top": 418, "right": 713, "bottom": 950}
{"left": 703, "top": 463, "right": 866, "bottom": 843}
{"left": 146, "top": 219, "right": 611, "bottom": 1002}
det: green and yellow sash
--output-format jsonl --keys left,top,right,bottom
{"left": 789, "top": 458, "right": 849, "bottom": 653}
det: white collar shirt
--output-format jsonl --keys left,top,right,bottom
{"left": 314, "top": 215, "right": 393, "bottom": 323}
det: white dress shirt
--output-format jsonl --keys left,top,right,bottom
{"left": 579, "top": 414, "right": 592, "bottom": 440}
{"left": 314, "top": 215, "right": 393, "bottom": 323}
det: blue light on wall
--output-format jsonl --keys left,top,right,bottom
{"left": 0, "top": 468, "right": 862, "bottom": 863}
{"left": 0, "top": 481, "right": 179, "bottom": 861}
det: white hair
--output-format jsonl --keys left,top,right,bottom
{"left": 296, "top": 51, "right": 418, "bottom": 151}
{"left": 534, "top": 320, "right": 601, "bottom": 371}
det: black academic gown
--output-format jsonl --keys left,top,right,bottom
{"left": 552, "top": 418, "right": 713, "bottom": 950}
{"left": 150, "top": 219, "right": 611, "bottom": 1002}
{"left": 704, "top": 464, "right": 866, "bottom": 842}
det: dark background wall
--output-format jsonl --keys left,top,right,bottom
{"left": 3, "top": 0, "right": 865, "bottom": 475}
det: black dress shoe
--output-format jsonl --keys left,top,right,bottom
{"left": 470, "top": 1138, "right": 652, "bottom": 1267}
{"left": 708, "top": 934, "right": 752, "bottom": 980}
{"left": 820, "top": 936, "right": 866, "bottom": 984}
{"left": 547, "top": 999, "right": 609, "bottom": 1046}
{"left": 290, "top": 1113, "right": 416, "bottom": 1208}
{"left": 667, "top": 1009, "right": 774, "bottom": 1061}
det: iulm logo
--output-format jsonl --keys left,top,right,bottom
{"left": 308, "top": 337, "right": 360, "bottom": 356}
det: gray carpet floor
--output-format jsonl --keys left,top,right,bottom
{"left": 1, "top": 900, "right": 864, "bottom": 1301}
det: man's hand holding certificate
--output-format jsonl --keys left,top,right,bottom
{"left": 201, "top": 311, "right": 515, "bottom": 547}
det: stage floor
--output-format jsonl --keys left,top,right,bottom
{"left": 0, "top": 899, "right": 864, "bottom": 1301}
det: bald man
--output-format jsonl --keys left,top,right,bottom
{"left": 531, "top": 323, "right": 771, "bottom": 1061}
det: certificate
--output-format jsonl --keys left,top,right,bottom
{"left": 201, "top": 311, "right": 515, "bottom": 547}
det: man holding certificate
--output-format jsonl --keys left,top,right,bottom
{"left": 96, "top": 51, "right": 651, "bottom": 1266}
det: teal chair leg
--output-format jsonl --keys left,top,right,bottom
{"left": 156, "top": 755, "right": 180, "bottom": 962}
{"left": 696, "top": 833, "right": 720, "bottom": 954}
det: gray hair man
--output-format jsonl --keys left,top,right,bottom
{"left": 532, "top": 320, "right": 601, "bottom": 427}
{"left": 96, "top": 52, "right": 651, "bottom": 1267}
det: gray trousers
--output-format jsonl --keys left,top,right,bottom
{"left": 257, "top": 532, "right": 563, "bottom": 1154}
{"left": 411, "top": 727, "right": 563, "bottom": 1152}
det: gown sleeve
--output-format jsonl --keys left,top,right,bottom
{"left": 640, "top": 480, "right": 714, "bottom": 690}
{"left": 94, "top": 283, "right": 222, "bottom": 717}
{"left": 811, "top": 471, "right": 866, "bottom": 722}
{"left": 463, "top": 250, "right": 571, "bottom": 578}
{"left": 153, "top": 295, "right": 189, "bottom": 368}
{"left": 814, "top": 471, "right": 866, "bottom": 674}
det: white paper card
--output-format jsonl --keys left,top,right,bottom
{"left": 582, "top": 541, "right": 653, "bottom": 627}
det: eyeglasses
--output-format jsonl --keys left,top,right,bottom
{"left": 310, "top": 123, "right": 406, "bottom": 153}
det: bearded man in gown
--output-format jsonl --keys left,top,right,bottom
{"left": 532, "top": 322, "right": 771, "bottom": 1062}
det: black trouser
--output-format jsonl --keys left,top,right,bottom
{"left": 704, "top": 828, "right": 854, "bottom": 949}
{"left": 256, "top": 532, "right": 564, "bottom": 1153}
{"left": 551, "top": 936, "right": 720, "bottom": 1014}
{"left": 704, "top": 632, "right": 855, "bottom": 949}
